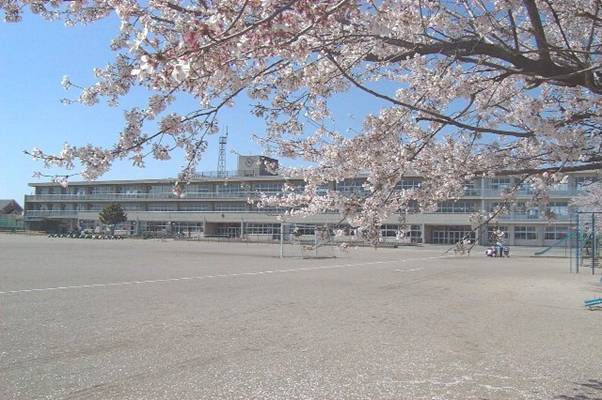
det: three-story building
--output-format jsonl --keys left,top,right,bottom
{"left": 23, "top": 155, "right": 595, "bottom": 246}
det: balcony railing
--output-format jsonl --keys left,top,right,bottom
{"left": 192, "top": 169, "right": 278, "bottom": 178}
{"left": 26, "top": 185, "right": 581, "bottom": 203}
{"left": 24, "top": 209, "right": 343, "bottom": 218}
{"left": 479, "top": 188, "right": 577, "bottom": 197}
{"left": 24, "top": 191, "right": 279, "bottom": 201}
{"left": 498, "top": 212, "right": 571, "bottom": 221}
{"left": 24, "top": 210, "right": 80, "bottom": 218}
{"left": 24, "top": 208, "right": 575, "bottom": 223}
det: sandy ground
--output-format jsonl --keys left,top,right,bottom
{"left": 0, "top": 234, "right": 600, "bottom": 400}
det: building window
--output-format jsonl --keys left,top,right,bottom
{"left": 149, "top": 185, "right": 172, "bottom": 193}
{"left": 550, "top": 182, "right": 569, "bottom": 193}
{"left": 517, "top": 182, "right": 535, "bottom": 194}
{"left": 544, "top": 226, "right": 568, "bottom": 240}
{"left": 546, "top": 201, "right": 568, "bottom": 217}
{"left": 144, "top": 221, "right": 171, "bottom": 233}
{"left": 395, "top": 179, "right": 422, "bottom": 191}
{"left": 246, "top": 223, "right": 281, "bottom": 235}
{"left": 380, "top": 224, "right": 399, "bottom": 237}
{"left": 515, "top": 202, "right": 540, "bottom": 219}
{"left": 173, "top": 222, "right": 203, "bottom": 234}
{"left": 253, "top": 183, "right": 283, "bottom": 193}
{"left": 122, "top": 185, "right": 145, "bottom": 194}
{"left": 288, "top": 183, "right": 306, "bottom": 193}
{"left": 488, "top": 202, "right": 510, "bottom": 214}
{"left": 379, "top": 224, "right": 422, "bottom": 242}
{"left": 291, "top": 225, "right": 315, "bottom": 236}
{"left": 431, "top": 225, "right": 475, "bottom": 244}
{"left": 216, "top": 183, "right": 242, "bottom": 193}
{"left": 338, "top": 179, "right": 366, "bottom": 195}
{"left": 487, "top": 178, "right": 512, "bottom": 192}
{"left": 514, "top": 226, "right": 537, "bottom": 240}
{"left": 186, "top": 184, "right": 211, "bottom": 193}
{"left": 90, "top": 186, "right": 113, "bottom": 194}
{"left": 463, "top": 180, "right": 479, "bottom": 196}
{"left": 575, "top": 176, "right": 596, "bottom": 192}
{"left": 316, "top": 184, "right": 330, "bottom": 196}
{"left": 437, "top": 201, "right": 475, "bottom": 213}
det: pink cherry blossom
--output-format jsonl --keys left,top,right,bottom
{"left": 4, "top": 0, "right": 601, "bottom": 238}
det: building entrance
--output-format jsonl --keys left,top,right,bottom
{"left": 431, "top": 225, "right": 475, "bottom": 244}
{"left": 216, "top": 224, "right": 241, "bottom": 238}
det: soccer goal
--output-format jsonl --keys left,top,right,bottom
{"left": 279, "top": 223, "right": 337, "bottom": 259}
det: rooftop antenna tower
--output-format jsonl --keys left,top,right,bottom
{"left": 217, "top": 127, "right": 228, "bottom": 178}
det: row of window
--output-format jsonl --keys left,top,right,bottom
{"left": 436, "top": 201, "right": 475, "bottom": 213}
{"left": 488, "top": 201, "right": 571, "bottom": 217}
{"left": 34, "top": 175, "right": 598, "bottom": 196}
{"left": 27, "top": 200, "right": 574, "bottom": 218}
{"left": 246, "top": 223, "right": 281, "bottom": 235}
{"left": 30, "top": 203, "right": 251, "bottom": 212}
{"left": 380, "top": 224, "right": 422, "bottom": 242}
{"left": 78, "top": 218, "right": 571, "bottom": 242}
{"left": 506, "top": 225, "right": 568, "bottom": 240}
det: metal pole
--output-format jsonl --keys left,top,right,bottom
{"left": 576, "top": 212, "right": 580, "bottom": 274}
{"left": 591, "top": 213, "right": 596, "bottom": 275}
{"left": 315, "top": 227, "right": 318, "bottom": 258}
{"left": 280, "top": 222, "right": 284, "bottom": 259}
{"left": 569, "top": 213, "right": 573, "bottom": 273}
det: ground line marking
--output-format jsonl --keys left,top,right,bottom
{"left": 0, "top": 255, "right": 443, "bottom": 295}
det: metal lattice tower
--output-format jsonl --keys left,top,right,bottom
{"left": 217, "top": 128, "right": 228, "bottom": 177}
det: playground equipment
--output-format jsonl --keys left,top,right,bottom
{"left": 534, "top": 212, "right": 601, "bottom": 274}
{"left": 584, "top": 297, "right": 602, "bottom": 311}
{"left": 300, "top": 225, "right": 336, "bottom": 259}
{"left": 534, "top": 232, "right": 574, "bottom": 257}
{"left": 573, "top": 211, "right": 601, "bottom": 274}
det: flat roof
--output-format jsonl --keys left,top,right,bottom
{"left": 26, "top": 169, "right": 600, "bottom": 187}
{"left": 28, "top": 175, "right": 300, "bottom": 187}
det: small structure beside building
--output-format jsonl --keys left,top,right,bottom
{"left": 0, "top": 199, "right": 24, "bottom": 231}
{"left": 0, "top": 199, "right": 23, "bottom": 215}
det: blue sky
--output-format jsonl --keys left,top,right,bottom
{"left": 0, "top": 13, "right": 387, "bottom": 204}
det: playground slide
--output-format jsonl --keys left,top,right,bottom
{"left": 585, "top": 297, "right": 602, "bottom": 310}
{"left": 533, "top": 234, "right": 572, "bottom": 256}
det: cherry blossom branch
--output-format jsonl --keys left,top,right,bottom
{"left": 326, "top": 53, "right": 534, "bottom": 138}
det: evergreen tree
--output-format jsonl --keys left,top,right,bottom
{"left": 98, "top": 203, "right": 127, "bottom": 235}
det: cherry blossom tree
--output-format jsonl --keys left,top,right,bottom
{"left": 573, "top": 181, "right": 602, "bottom": 212}
{"left": 2, "top": 0, "right": 601, "bottom": 236}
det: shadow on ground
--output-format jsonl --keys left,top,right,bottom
{"left": 555, "top": 379, "right": 602, "bottom": 400}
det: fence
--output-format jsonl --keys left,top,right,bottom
{"left": 0, "top": 215, "right": 24, "bottom": 231}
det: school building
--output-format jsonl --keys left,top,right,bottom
{"left": 22, "top": 155, "right": 597, "bottom": 246}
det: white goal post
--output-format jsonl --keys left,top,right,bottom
{"left": 279, "top": 223, "right": 337, "bottom": 259}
